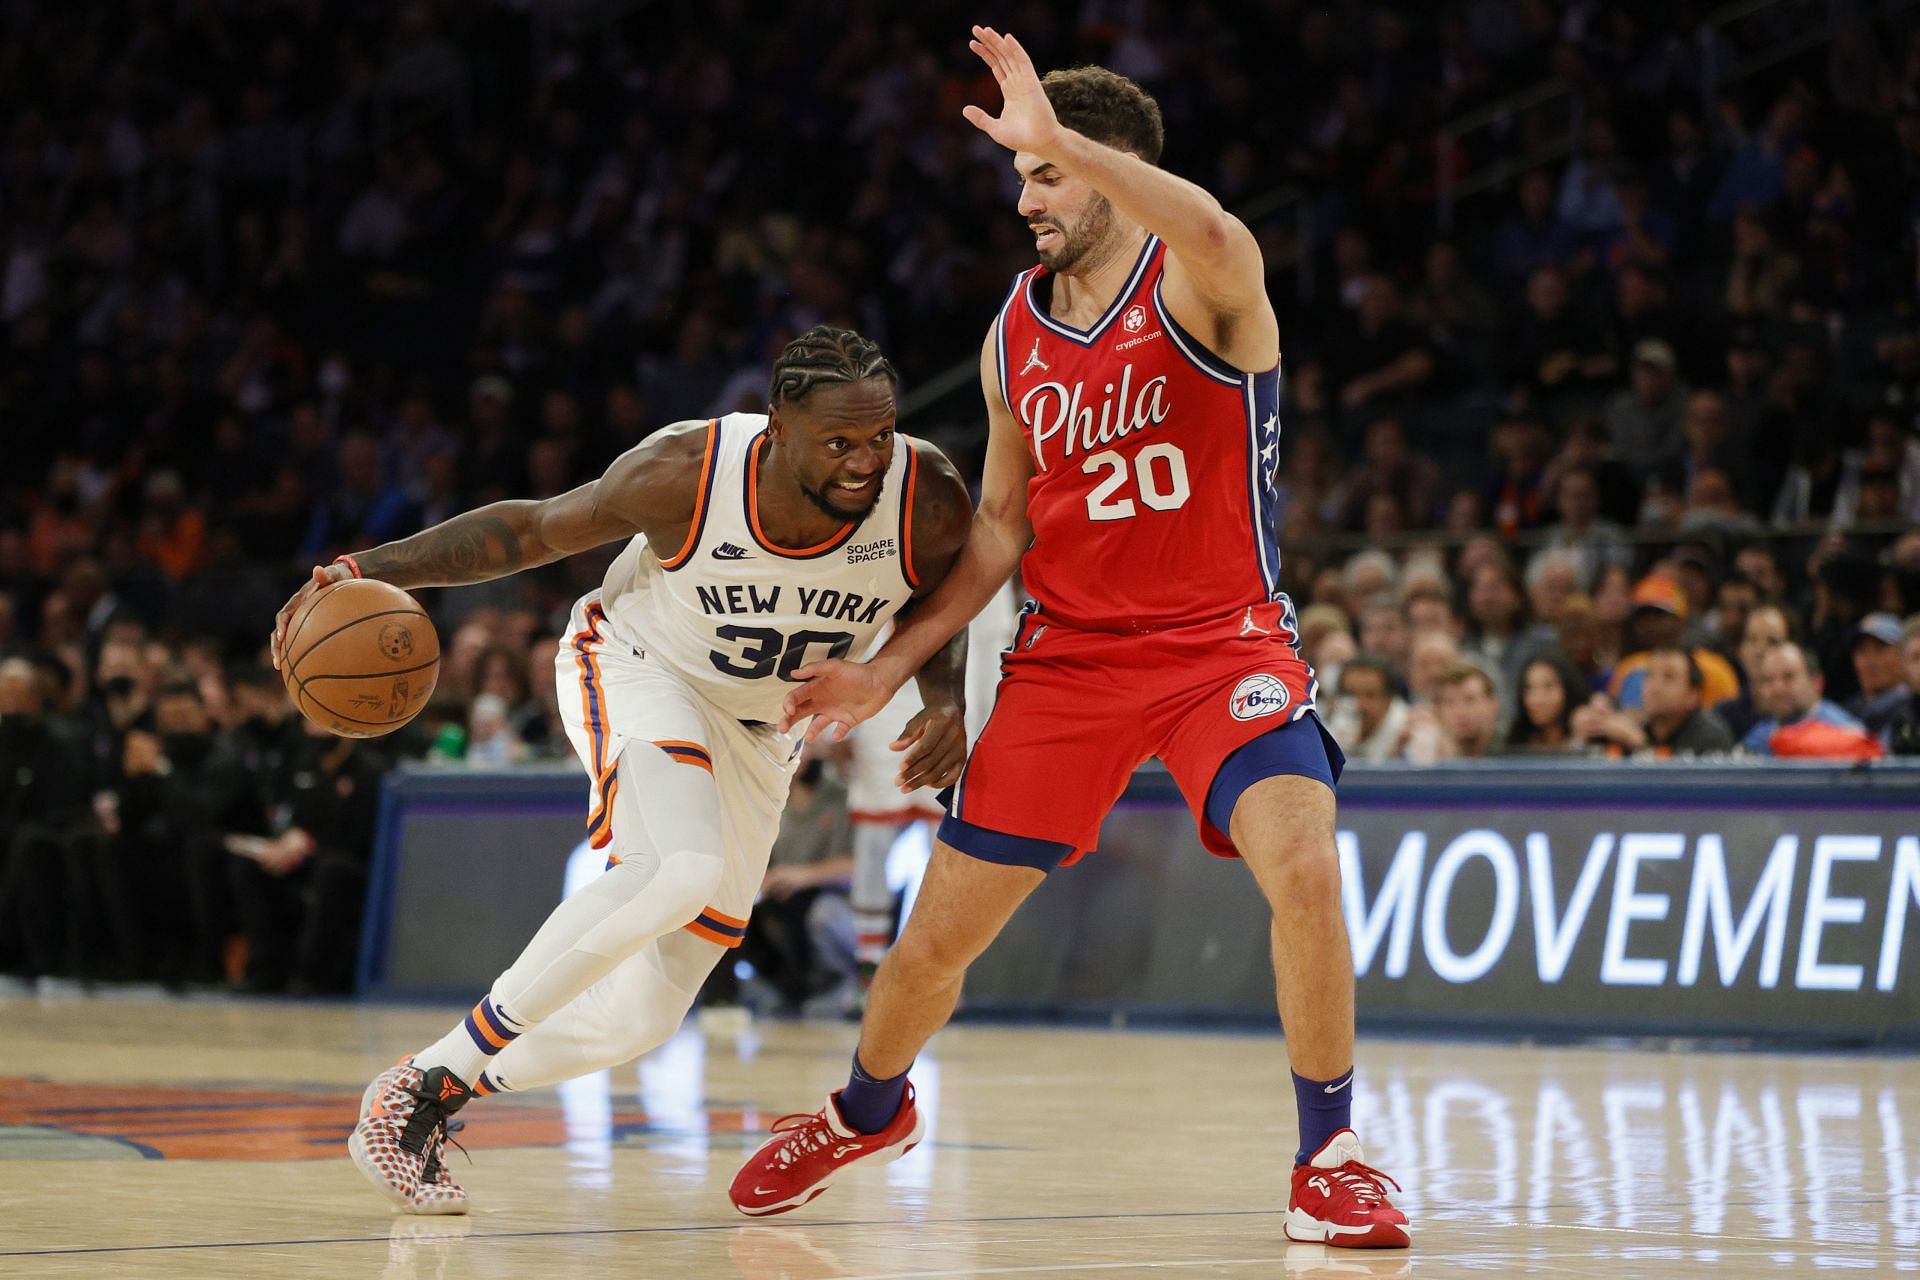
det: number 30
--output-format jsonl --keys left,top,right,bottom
{"left": 1082, "top": 443, "right": 1191, "bottom": 522}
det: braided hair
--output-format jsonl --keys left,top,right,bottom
{"left": 769, "top": 325, "right": 896, "bottom": 408}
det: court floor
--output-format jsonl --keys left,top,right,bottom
{"left": 1, "top": 992, "right": 1916, "bottom": 1278}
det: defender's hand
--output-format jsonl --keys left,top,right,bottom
{"left": 778, "top": 658, "right": 895, "bottom": 741}
{"left": 962, "top": 26, "right": 1062, "bottom": 156}
{"left": 892, "top": 702, "right": 966, "bottom": 792}
{"left": 271, "top": 563, "right": 350, "bottom": 670}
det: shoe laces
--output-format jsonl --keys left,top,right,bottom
{"left": 766, "top": 1109, "right": 839, "bottom": 1167}
{"left": 1326, "top": 1160, "right": 1401, "bottom": 1207}
{"left": 397, "top": 1085, "right": 457, "bottom": 1157}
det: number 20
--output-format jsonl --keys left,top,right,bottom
{"left": 1082, "top": 443, "right": 1191, "bottom": 522}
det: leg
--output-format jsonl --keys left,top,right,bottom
{"left": 1229, "top": 774, "right": 1353, "bottom": 1082}
{"left": 479, "top": 930, "right": 723, "bottom": 1093}
{"left": 855, "top": 842, "right": 1044, "bottom": 1077}
{"left": 850, "top": 821, "right": 902, "bottom": 982}
{"left": 410, "top": 739, "right": 727, "bottom": 1087}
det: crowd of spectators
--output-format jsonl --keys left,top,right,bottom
{"left": 4, "top": 3, "right": 1920, "bottom": 990}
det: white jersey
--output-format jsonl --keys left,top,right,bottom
{"left": 592, "top": 412, "right": 921, "bottom": 725}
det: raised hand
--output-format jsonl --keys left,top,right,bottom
{"left": 271, "top": 562, "right": 350, "bottom": 670}
{"left": 891, "top": 702, "right": 967, "bottom": 792}
{"left": 777, "top": 657, "right": 897, "bottom": 742}
{"left": 961, "top": 25, "right": 1061, "bottom": 156}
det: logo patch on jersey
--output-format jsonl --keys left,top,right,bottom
{"left": 1229, "top": 673, "right": 1291, "bottom": 721}
{"left": 845, "top": 538, "right": 895, "bottom": 565}
{"left": 712, "top": 542, "right": 752, "bottom": 560}
{"left": 1020, "top": 338, "right": 1049, "bottom": 376}
{"left": 1123, "top": 304, "right": 1147, "bottom": 333}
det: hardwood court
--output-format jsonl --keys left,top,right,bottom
{"left": 2, "top": 993, "right": 1916, "bottom": 1278}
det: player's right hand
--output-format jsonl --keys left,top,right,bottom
{"left": 270, "top": 563, "right": 350, "bottom": 670}
{"left": 778, "top": 658, "right": 893, "bottom": 742}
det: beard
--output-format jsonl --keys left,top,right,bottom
{"left": 800, "top": 472, "right": 886, "bottom": 521}
{"left": 1035, "top": 194, "right": 1115, "bottom": 273}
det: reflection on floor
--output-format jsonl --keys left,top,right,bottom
{"left": 1, "top": 992, "right": 1916, "bottom": 1278}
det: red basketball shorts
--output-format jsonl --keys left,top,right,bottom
{"left": 937, "top": 598, "right": 1342, "bottom": 870}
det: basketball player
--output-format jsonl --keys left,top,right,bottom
{"left": 842, "top": 583, "right": 1019, "bottom": 1000}
{"left": 730, "top": 31, "right": 1408, "bottom": 1248}
{"left": 269, "top": 327, "right": 973, "bottom": 1214}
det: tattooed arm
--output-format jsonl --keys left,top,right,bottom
{"left": 271, "top": 421, "right": 709, "bottom": 667}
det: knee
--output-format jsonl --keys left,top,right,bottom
{"left": 889, "top": 917, "right": 982, "bottom": 982}
{"left": 1247, "top": 833, "right": 1341, "bottom": 904}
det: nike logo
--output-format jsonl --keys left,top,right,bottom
{"left": 753, "top": 1186, "right": 778, "bottom": 1196}
{"left": 712, "top": 542, "right": 752, "bottom": 560}
{"left": 830, "top": 1143, "right": 862, "bottom": 1160}
{"left": 1323, "top": 1073, "right": 1353, "bottom": 1094}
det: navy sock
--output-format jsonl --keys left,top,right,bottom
{"left": 836, "top": 1052, "right": 909, "bottom": 1134}
{"left": 1293, "top": 1067, "right": 1353, "bottom": 1165}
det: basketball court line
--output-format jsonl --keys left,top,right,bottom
{"left": 0, "top": 1207, "right": 1286, "bottom": 1258}
{"left": 6, "top": 1199, "right": 1916, "bottom": 1261}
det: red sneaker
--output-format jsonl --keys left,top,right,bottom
{"left": 730, "top": 1085, "right": 927, "bottom": 1216}
{"left": 1284, "top": 1129, "right": 1410, "bottom": 1248}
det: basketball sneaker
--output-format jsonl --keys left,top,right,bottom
{"left": 729, "top": 1084, "right": 927, "bottom": 1216}
{"left": 1284, "top": 1129, "right": 1409, "bottom": 1248}
{"left": 348, "top": 1059, "right": 472, "bottom": 1215}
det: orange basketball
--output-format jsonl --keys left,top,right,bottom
{"left": 281, "top": 578, "right": 439, "bottom": 738}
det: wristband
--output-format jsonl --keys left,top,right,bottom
{"left": 333, "top": 553, "right": 364, "bottom": 579}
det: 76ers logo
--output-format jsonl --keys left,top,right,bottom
{"left": 1229, "top": 673, "right": 1290, "bottom": 721}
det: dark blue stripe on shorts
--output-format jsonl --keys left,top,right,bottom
{"left": 936, "top": 806, "right": 1076, "bottom": 872}
{"left": 1203, "top": 712, "right": 1346, "bottom": 837}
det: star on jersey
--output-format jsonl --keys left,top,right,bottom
{"left": 1020, "top": 338, "right": 1049, "bottom": 377}
{"left": 1259, "top": 411, "right": 1281, "bottom": 495}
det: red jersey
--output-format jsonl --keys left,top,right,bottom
{"left": 995, "top": 234, "right": 1286, "bottom": 633}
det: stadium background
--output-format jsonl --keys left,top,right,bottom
{"left": 0, "top": 0, "right": 1917, "bottom": 1034}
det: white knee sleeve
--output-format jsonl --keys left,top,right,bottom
{"left": 572, "top": 849, "right": 724, "bottom": 959}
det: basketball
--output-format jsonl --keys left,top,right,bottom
{"left": 280, "top": 577, "right": 439, "bottom": 738}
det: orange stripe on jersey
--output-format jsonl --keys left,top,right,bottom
{"left": 684, "top": 920, "right": 745, "bottom": 948}
{"left": 654, "top": 739, "right": 714, "bottom": 772}
{"left": 900, "top": 441, "right": 921, "bottom": 589}
{"left": 659, "top": 420, "right": 719, "bottom": 570}
{"left": 572, "top": 603, "right": 620, "bottom": 844}
{"left": 747, "top": 434, "right": 854, "bottom": 557}
{"left": 699, "top": 905, "right": 749, "bottom": 929}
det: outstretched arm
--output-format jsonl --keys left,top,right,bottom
{"left": 271, "top": 422, "right": 707, "bottom": 666}
{"left": 780, "top": 327, "right": 1031, "bottom": 743}
{"left": 962, "top": 25, "right": 1277, "bottom": 371}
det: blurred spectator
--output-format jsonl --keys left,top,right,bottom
{"left": 1609, "top": 575, "right": 1740, "bottom": 712}
{"left": 0, "top": 656, "right": 88, "bottom": 979}
{"left": 1572, "top": 647, "right": 1736, "bottom": 758}
{"left": 1537, "top": 467, "right": 1632, "bottom": 587}
{"left": 1494, "top": 169, "right": 1579, "bottom": 283}
{"left": 1461, "top": 560, "right": 1528, "bottom": 691}
{"left": 1883, "top": 617, "right": 1920, "bottom": 755}
{"left": 1603, "top": 339, "right": 1686, "bottom": 485}
{"left": 1429, "top": 661, "right": 1503, "bottom": 760}
{"left": 1504, "top": 652, "right": 1588, "bottom": 755}
{"left": 225, "top": 716, "right": 386, "bottom": 993}
{"left": 1848, "top": 614, "right": 1912, "bottom": 736}
{"left": 1356, "top": 598, "right": 1412, "bottom": 679}
{"left": 1326, "top": 658, "right": 1409, "bottom": 763}
{"left": 1743, "top": 641, "right": 1877, "bottom": 759}
{"left": 1329, "top": 417, "right": 1442, "bottom": 532}
{"left": 1717, "top": 601, "right": 1795, "bottom": 741}
{"left": 742, "top": 759, "right": 857, "bottom": 1016}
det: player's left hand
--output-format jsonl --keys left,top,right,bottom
{"left": 892, "top": 702, "right": 966, "bottom": 792}
{"left": 962, "top": 26, "right": 1061, "bottom": 156}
